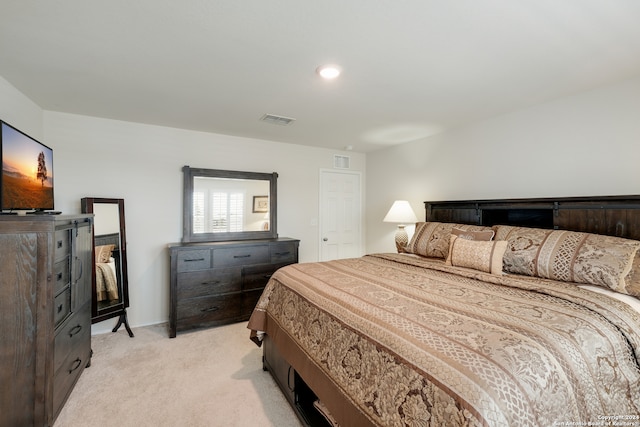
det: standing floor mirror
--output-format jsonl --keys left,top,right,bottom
{"left": 81, "top": 197, "right": 133, "bottom": 337}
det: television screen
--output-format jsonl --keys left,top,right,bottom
{"left": 1, "top": 121, "right": 54, "bottom": 212}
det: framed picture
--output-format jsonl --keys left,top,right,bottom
{"left": 253, "top": 196, "right": 269, "bottom": 213}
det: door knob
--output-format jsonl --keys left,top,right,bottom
{"left": 323, "top": 237, "right": 328, "bottom": 241}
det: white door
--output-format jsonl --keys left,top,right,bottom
{"left": 319, "top": 169, "right": 362, "bottom": 261}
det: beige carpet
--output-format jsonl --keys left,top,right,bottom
{"left": 54, "top": 321, "right": 303, "bottom": 427}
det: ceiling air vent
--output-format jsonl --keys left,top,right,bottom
{"left": 334, "top": 155, "right": 350, "bottom": 169}
{"left": 260, "top": 114, "right": 296, "bottom": 126}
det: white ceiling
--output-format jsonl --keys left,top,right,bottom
{"left": 2, "top": 1, "right": 640, "bottom": 153}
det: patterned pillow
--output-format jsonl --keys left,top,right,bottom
{"left": 445, "top": 235, "right": 507, "bottom": 275}
{"left": 451, "top": 227, "right": 495, "bottom": 241}
{"left": 407, "top": 222, "right": 495, "bottom": 259}
{"left": 622, "top": 252, "right": 640, "bottom": 298}
{"left": 494, "top": 225, "right": 640, "bottom": 294}
{"left": 95, "top": 244, "right": 115, "bottom": 263}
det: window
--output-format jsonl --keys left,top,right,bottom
{"left": 193, "top": 191, "right": 205, "bottom": 233}
{"left": 193, "top": 190, "right": 244, "bottom": 233}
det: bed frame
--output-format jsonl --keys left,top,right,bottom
{"left": 425, "top": 194, "right": 640, "bottom": 240}
{"left": 263, "top": 194, "right": 640, "bottom": 427}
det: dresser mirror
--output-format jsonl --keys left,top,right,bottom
{"left": 182, "top": 166, "right": 278, "bottom": 242}
{"left": 81, "top": 197, "right": 133, "bottom": 337}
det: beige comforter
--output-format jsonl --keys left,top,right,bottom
{"left": 248, "top": 253, "right": 640, "bottom": 427}
{"left": 96, "top": 261, "right": 119, "bottom": 301}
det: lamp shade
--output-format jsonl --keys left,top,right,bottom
{"left": 383, "top": 200, "right": 417, "bottom": 224}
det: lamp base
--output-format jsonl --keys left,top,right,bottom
{"left": 395, "top": 225, "right": 409, "bottom": 253}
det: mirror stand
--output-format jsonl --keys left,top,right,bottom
{"left": 81, "top": 197, "right": 134, "bottom": 337}
{"left": 112, "top": 311, "right": 134, "bottom": 336}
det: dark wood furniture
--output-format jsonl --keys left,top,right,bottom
{"left": 168, "top": 238, "right": 299, "bottom": 338}
{"left": 426, "top": 194, "right": 640, "bottom": 239}
{"left": 262, "top": 194, "right": 640, "bottom": 427}
{"left": 182, "top": 167, "right": 279, "bottom": 243}
{"left": 263, "top": 335, "right": 332, "bottom": 427}
{"left": 81, "top": 198, "right": 133, "bottom": 337}
{"left": 0, "top": 215, "right": 93, "bottom": 427}
{"left": 94, "top": 232, "right": 133, "bottom": 336}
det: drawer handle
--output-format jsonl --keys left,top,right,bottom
{"left": 233, "top": 254, "right": 251, "bottom": 259}
{"left": 69, "top": 358, "right": 82, "bottom": 374}
{"left": 287, "top": 365, "right": 294, "bottom": 392}
{"left": 57, "top": 304, "right": 64, "bottom": 314}
{"left": 202, "top": 280, "right": 220, "bottom": 285}
{"left": 275, "top": 251, "right": 290, "bottom": 256}
{"left": 57, "top": 240, "right": 63, "bottom": 249}
{"left": 185, "top": 258, "right": 205, "bottom": 262}
{"left": 69, "top": 324, "right": 83, "bottom": 337}
{"left": 57, "top": 272, "right": 63, "bottom": 281}
{"left": 201, "top": 306, "right": 219, "bottom": 313}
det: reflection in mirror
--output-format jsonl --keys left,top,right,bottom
{"left": 94, "top": 203, "right": 122, "bottom": 310}
{"left": 81, "top": 197, "right": 133, "bottom": 337}
{"left": 183, "top": 167, "right": 278, "bottom": 242}
{"left": 193, "top": 176, "right": 270, "bottom": 233}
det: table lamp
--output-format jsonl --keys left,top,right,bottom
{"left": 383, "top": 200, "right": 417, "bottom": 253}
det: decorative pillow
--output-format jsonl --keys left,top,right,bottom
{"left": 451, "top": 227, "right": 495, "bottom": 241}
{"left": 494, "top": 225, "right": 640, "bottom": 293}
{"left": 95, "top": 244, "right": 115, "bottom": 263}
{"left": 445, "top": 235, "right": 507, "bottom": 275}
{"left": 493, "top": 225, "right": 551, "bottom": 276}
{"left": 621, "top": 251, "right": 640, "bottom": 298}
{"left": 407, "top": 222, "right": 495, "bottom": 259}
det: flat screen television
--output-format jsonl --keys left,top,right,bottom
{"left": 1, "top": 120, "right": 55, "bottom": 213}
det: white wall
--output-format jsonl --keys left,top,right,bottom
{"left": 0, "top": 76, "right": 43, "bottom": 138}
{"left": 41, "top": 111, "right": 365, "bottom": 334}
{"left": 1, "top": 74, "right": 367, "bottom": 335}
{"left": 367, "top": 75, "right": 640, "bottom": 254}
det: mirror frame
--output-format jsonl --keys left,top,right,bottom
{"left": 80, "top": 197, "right": 130, "bottom": 323}
{"left": 182, "top": 166, "right": 278, "bottom": 242}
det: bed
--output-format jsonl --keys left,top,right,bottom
{"left": 94, "top": 233, "right": 120, "bottom": 305}
{"left": 95, "top": 257, "right": 118, "bottom": 301}
{"left": 248, "top": 195, "right": 640, "bottom": 427}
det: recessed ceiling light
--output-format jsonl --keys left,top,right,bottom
{"left": 316, "top": 64, "right": 341, "bottom": 80}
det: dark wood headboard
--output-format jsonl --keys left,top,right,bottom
{"left": 95, "top": 232, "right": 120, "bottom": 250}
{"left": 425, "top": 195, "right": 640, "bottom": 241}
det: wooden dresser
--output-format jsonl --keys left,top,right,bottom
{"left": 0, "top": 215, "right": 93, "bottom": 427}
{"left": 168, "top": 238, "right": 299, "bottom": 338}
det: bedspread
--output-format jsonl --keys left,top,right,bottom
{"left": 96, "top": 261, "right": 118, "bottom": 301}
{"left": 248, "top": 253, "right": 640, "bottom": 427}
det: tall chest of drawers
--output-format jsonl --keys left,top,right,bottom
{"left": 0, "top": 215, "right": 93, "bottom": 427}
{"left": 168, "top": 238, "right": 299, "bottom": 338}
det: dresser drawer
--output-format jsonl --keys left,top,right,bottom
{"left": 54, "top": 288, "right": 71, "bottom": 327}
{"left": 270, "top": 242, "right": 297, "bottom": 263}
{"left": 243, "top": 263, "right": 280, "bottom": 291}
{"left": 177, "top": 267, "right": 242, "bottom": 299}
{"left": 54, "top": 229, "right": 71, "bottom": 262}
{"left": 54, "top": 303, "right": 91, "bottom": 375}
{"left": 53, "top": 258, "right": 70, "bottom": 295}
{"left": 213, "top": 245, "right": 269, "bottom": 267}
{"left": 169, "top": 238, "right": 299, "bottom": 337}
{"left": 53, "top": 313, "right": 91, "bottom": 419}
{"left": 176, "top": 249, "right": 212, "bottom": 272}
{"left": 176, "top": 293, "right": 243, "bottom": 325}
{"left": 242, "top": 289, "right": 264, "bottom": 318}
